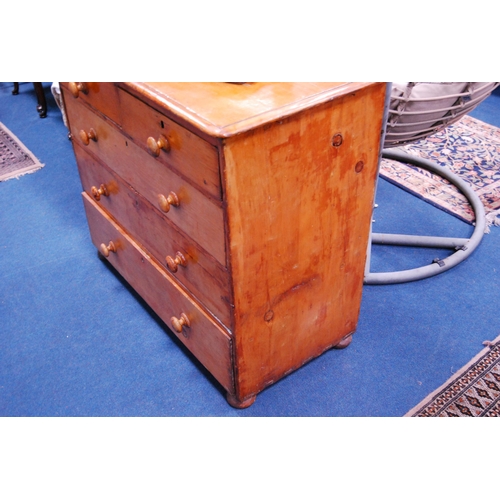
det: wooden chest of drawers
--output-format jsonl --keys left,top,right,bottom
{"left": 61, "top": 82, "right": 387, "bottom": 408}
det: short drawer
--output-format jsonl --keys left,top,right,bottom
{"left": 65, "top": 96, "right": 226, "bottom": 266}
{"left": 116, "top": 88, "right": 221, "bottom": 200}
{"left": 82, "top": 193, "right": 234, "bottom": 393}
{"left": 60, "top": 82, "right": 123, "bottom": 126}
{"left": 75, "top": 143, "right": 232, "bottom": 326}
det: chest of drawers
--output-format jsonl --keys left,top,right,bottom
{"left": 61, "top": 82, "right": 387, "bottom": 408}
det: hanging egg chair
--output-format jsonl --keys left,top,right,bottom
{"left": 364, "top": 82, "right": 500, "bottom": 285}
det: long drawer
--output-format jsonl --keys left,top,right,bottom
{"left": 65, "top": 95, "right": 226, "bottom": 266}
{"left": 62, "top": 82, "right": 221, "bottom": 200}
{"left": 82, "top": 193, "right": 234, "bottom": 393}
{"left": 75, "top": 143, "right": 232, "bottom": 326}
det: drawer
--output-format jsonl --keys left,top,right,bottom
{"left": 60, "top": 82, "right": 123, "bottom": 126}
{"left": 117, "top": 88, "right": 221, "bottom": 200}
{"left": 65, "top": 96, "right": 226, "bottom": 266}
{"left": 82, "top": 193, "right": 234, "bottom": 393}
{"left": 75, "top": 143, "right": 232, "bottom": 326}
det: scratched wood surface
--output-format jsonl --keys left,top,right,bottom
{"left": 121, "top": 82, "right": 374, "bottom": 139}
{"left": 222, "top": 83, "right": 387, "bottom": 402}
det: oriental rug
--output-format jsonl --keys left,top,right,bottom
{"left": 380, "top": 115, "right": 500, "bottom": 231}
{"left": 0, "top": 122, "right": 44, "bottom": 181}
{"left": 405, "top": 334, "right": 500, "bottom": 417}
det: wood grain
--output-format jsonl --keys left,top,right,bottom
{"left": 63, "top": 94, "right": 227, "bottom": 266}
{"left": 75, "top": 143, "right": 232, "bottom": 327}
{"left": 117, "top": 88, "right": 221, "bottom": 200}
{"left": 121, "top": 82, "right": 374, "bottom": 138}
{"left": 222, "top": 83, "right": 387, "bottom": 400}
{"left": 60, "top": 82, "right": 123, "bottom": 125}
{"left": 82, "top": 193, "right": 234, "bottom": 393}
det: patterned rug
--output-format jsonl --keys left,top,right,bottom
{"left": 405, "top": 334, "right": 500, "bottom": 417}
{"left": 0, "top": 122, "right": 44, "bottom": 181}
{"left": 380, "top": 115, "right": 500, "bottom": 231}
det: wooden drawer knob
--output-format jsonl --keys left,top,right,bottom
{"left": 91, "top": 184, "right": 109, "bottom": 201}
{"left": 166, "top": 251, "right": 187, "bottom": 273}
{"left": 171, "top": 313, "right": 190, "bottom": 335}
{"left": 68, "top": 82, "right": 88, "bottom": 98}
{"left": 79, "top": 128, "right": 97, "bottom": 145}
{"left": 158, "top": 192, "right": 179, "bottom": 213}
{"left": 99, "top": 241, "right": 116, "bottom": 258}
{"left": 147, "top": 135, "right": 170, "bottom": 156}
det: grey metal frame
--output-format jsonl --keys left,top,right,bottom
{"left": 364, "top": 148, "right": 486, "bottom": 285}
{"left": 361, "top": 82, "right": 500, "bottom": 285}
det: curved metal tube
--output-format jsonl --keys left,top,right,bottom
{"left": 364, "top": 149, "right": 486, "bottom": 285}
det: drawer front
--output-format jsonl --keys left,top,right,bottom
{"left": 117, "top": 88, "right": 221, "bottom": 200}
{"left": 60, "top": 82, "right": 123, "bottom": 125}
{"left": 65, "top": 96, "right": 226, "bottom": 266}
{"left": 82, "top": 193, "right": 234, "bottom": 393}
{"left": 75, "top": 143, "right": 232, "bottom": 326}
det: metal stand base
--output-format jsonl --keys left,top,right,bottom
{"left": 364, "top": 149, "right": 486, "bottom": 285}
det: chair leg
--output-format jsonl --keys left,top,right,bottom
{"left": 12, "top": 82, "right": 19, "bottom": 95}
{"left": 33, "top": 82, "right": 47, "bottom": 118}
{"left": 364, "top": 149, "right": 486, "bottom": 285}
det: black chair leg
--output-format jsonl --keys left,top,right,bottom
{"left": 33, "top": 82, "right": 47, "bottom": 118}
{"left": 12, "top": 82, "right": 19, "bottom": 95}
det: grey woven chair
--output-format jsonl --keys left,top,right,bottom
{"left": 365, "top": 82, "right": 500, "bottom": 285}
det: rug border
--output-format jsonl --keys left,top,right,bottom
{"left": 0, "top": 122, "right": 44, "bottom": 182}
{"left": 404, "top": 332, "right": 500, "bottom": 416}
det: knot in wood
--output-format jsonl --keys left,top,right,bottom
{"left": 264, "top": 310, "right": 274, "bottom": 322}
{"left": 331, "top": 133, "right": 343, "bottom": 147}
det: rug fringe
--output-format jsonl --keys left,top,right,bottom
{"left": 0, "top": 163, "right": 45, "bottom": 182}
{"left": 0, "top": 121, "right": 45, "bottom": 182}
{"left": 485, "top": 208, "right": 500, "bottom": 234}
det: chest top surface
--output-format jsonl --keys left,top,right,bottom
{"left": 119, "top": 82, "right": 376, "bottom": 138}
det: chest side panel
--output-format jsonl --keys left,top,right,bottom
{"left": 222, "top": 83, "right": 387, "bottom": 399}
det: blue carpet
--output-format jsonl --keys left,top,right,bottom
{"left": 1, "top": 82, "right": 500, "bottom": 417}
